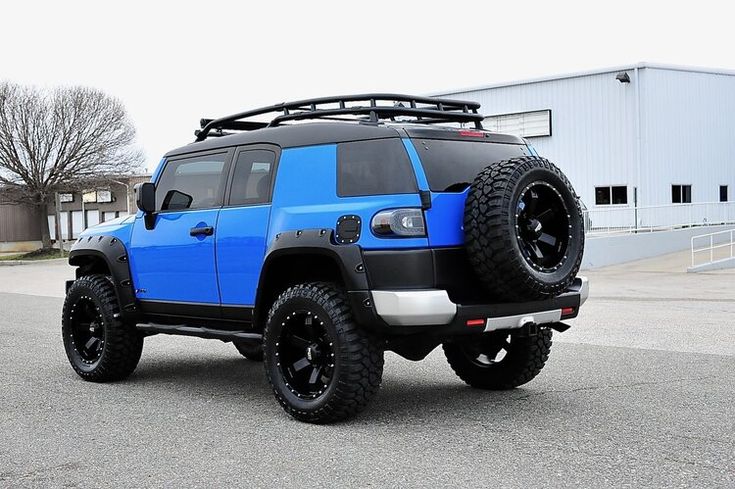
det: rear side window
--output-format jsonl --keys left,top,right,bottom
{"left": 412, "top": 139, "right": 527, "bottom": 192}
{"left": 229, "top": 149, "right": 276, "bottom": 205}
{"left": 156, "top": 153, "right": 228, "bottom": 211}
{"left": 337, "top": 139, "right": 418, "bottom": 197}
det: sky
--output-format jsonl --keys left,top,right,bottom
{"left": 2, "top": 0, "right": 732, "bottom": 171}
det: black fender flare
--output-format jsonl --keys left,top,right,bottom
{"left": 68, "top": 235, "right": 138, "bottom": 319}
{"left": 253, "top": 229, "right": 372, "bottom": 325}
{"left": 258, "top": 228, "right": 368, "bottom": 291}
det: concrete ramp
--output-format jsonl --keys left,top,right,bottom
{"left": 688, "top": 256, "right": 735, "bottom": 272}
{"left": 582, "top": 225, "right": 735, "bottom": 270}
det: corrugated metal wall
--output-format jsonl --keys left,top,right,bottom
{"left": 440, "top": 66, "right": 735, "bottom": 211}
{"left": 639, "top": 68, "right": 735, "bottom": 206}
{"left": 440, "top": 70, "right": 638, "bottom": 210}
{"left": 0, "top": 204, "right": 41, "bottom": 242}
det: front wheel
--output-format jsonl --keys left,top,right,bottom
{"left": 263, "top": 282, "right": 384, "bottom": 423}
{"left": 443, "top": 329, "right": 552, "bottom": 390}
{"left": 62, "top": 274, "right": 143, "bottom": 382}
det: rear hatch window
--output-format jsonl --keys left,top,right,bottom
{"left": 411, "top": 139, "right": 529, "bottom": 192}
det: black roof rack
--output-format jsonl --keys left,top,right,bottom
{"left": 194, "top": 93, "right": 484, "bottom": 141}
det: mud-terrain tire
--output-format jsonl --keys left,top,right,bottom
{"left": 464, "top": 156, "right": 584, "bottom": 301}
{"left": 443, "top": 329, "right": 552, "bottom": 390}
{"left": 263, "top": 282, "right": 384, "bottom": 423}
{"left": 234, "top": 341, "right": 264, "bottom": 361}
{"left": 62, "top": 274, "right": 143, "bottom": 382}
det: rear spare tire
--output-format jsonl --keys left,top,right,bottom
{"left": 464, "top": 156, "right": 584, "bottom": 301}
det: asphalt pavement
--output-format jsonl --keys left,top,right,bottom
{"left": 0, "top": 252, "right": 733, "bottom": 488}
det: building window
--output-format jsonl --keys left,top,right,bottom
{"left": 672, "top": 184, "right": 692, "bottom": 204}
{"left": 483, "top": 109, "right": 551, "bottom": 138}
{"left": 595, "top": 185, "right": 628, "bottom": 205}
{"left": 720, "top": 185, "right": 729, "bottom": 202}
{"left": 96, "top": 190, "right": 113, "bottom": 203}
{"left": 82, "top": 191, "right": 97, "bottom": 203}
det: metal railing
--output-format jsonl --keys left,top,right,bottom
{"left": 690, "top": 228, "right": 735, "bottom": 267}
{"left": 583, "top": 201, "right": 735, "bottom": 236}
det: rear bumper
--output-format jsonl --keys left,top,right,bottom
{"left": 370, "top": 276, "right": 588, "bottom": 333}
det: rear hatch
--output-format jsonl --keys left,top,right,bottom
{"left": 405, "top": 127, "right": 532, "bottom": 247}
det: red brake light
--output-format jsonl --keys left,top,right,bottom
{"left": 561, "top": 307, "right": 575, "bottom": 317}
{"left": 466, "top": 318, "right": 485, "bottom": 327}
{"left": 458, "top": 130, "right": 485, "bottom": 138}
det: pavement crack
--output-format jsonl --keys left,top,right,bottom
{"left": 544, "top": 375, "right": 720, "bottom": 395}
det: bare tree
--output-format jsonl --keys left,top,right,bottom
{"left": 0, "top": 81, "right": 143, "bottom": 248}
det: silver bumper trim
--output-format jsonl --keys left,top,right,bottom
{"left": 484, "top": 309, "right": 561, "bottom": 332}
{"left": 371, "top": 275, "right": 589, "bottom": 328}
{"left": 578, "top": 276, "right": 590, "bottom": 305}
{"left": 371, "top": 290, "right": 457, "bottom": 326}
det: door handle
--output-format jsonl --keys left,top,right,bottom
{"left": 190, "top": 226, "right": 214, "bottom": 237}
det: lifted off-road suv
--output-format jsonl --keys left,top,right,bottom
{"left": 62, "top": 94, "right": 588, "bottom": 423}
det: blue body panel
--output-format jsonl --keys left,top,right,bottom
{"left": 269, "top": 145, "right": 428, "bottom": 250}
{"left": 216, "top": 205, "right": 271, "bottom": 306}
{"left": 401, "top": 138, "right": 430, "bottom": 191}
{"left": 76, "top": 214, "right": 135, "bottom": 244}
{"left": 129, "top": 210, "right": 220, "bottom": 304}
{"left": 424, "top": 190, "right": 469, "bottom": 247}
{"left": 75, "top": 135, "right": 537, "bottom": 307}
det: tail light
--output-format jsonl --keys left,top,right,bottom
{"left": 371, "top": 208, "right": 426, "bottom": 237}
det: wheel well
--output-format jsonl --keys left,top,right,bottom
{"left": 71, "top": 254, "right": 112, "bottom": 279}
{"left": 255, "top": 253, "right": 344, "bottom": 330}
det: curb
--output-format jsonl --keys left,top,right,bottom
{"left": 0, "top": 258, "right": 68, "bottom": 266}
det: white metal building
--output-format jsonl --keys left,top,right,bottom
{"left": 435, "top": 63, "right": 735, "bottom": 232}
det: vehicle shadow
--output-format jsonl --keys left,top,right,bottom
{"left": 127, "top": 353, "right": 548, "bottom": 423}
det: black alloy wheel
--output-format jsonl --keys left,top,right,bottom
{"left": 276, "top": 310, "right": 335, "bottom": 400}
{"left": 68, "top": 296, "right": 106, "bottom": 365}
{"left": 263, "top": 282, "right": 384, "bottom": 423}
{"left": 464, "top": 156, "right": 585, "bottom": 301}
{"left": 62, "top": 274, "right": 144, "bottom": 382}
{"left": 443, "top": 329, "right": 553, "bottom": 390}
{"left": 516, "top": 181, "right": 571, "bottom": 272}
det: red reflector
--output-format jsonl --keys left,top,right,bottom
{"left": 561, "top": 307, "right": 575, "bottom": 316}
{"left": 458, "top": 130, "right": 485, "bottom": 138}
{"left": 466, "top": 319, "right": 485, "bottom": 327}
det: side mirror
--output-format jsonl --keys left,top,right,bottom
{"left": 135, "top": 182, "right": 156, "bottom": 213}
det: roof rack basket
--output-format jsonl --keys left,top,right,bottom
{"left": 195, "top": 93, "right": 484, "bottom": 141}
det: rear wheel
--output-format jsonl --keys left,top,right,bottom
{"left": 263, "top": 282, "right": 384, "bottom": 423}
{"left": 443, "top": 329, "right": 552, "bottom": 390}
{"left": 62, "top": 274, "right": 143, "bottom": 382}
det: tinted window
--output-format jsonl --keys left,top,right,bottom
{"left": 156, "top": 153, "right": 228, "bottom": 211}
{"left": 229, "top": 150, "right": 276, "bottom": 205}
{"left": 720, "top": 185, "right": 728, "bottom": 202}
{"left": 337, "top": 139, "right": 417, "bottom": 197}
{"left": 611, "top": 186, "right": 627, "bottom": 204}
{"left": 413, "top": 139, "right": 527, "bottom": 192}
{"left": 595, "top": 187, "right": 611, "bottom": 205}
{"left": 672, "top": 184, "right": 692, "bottom": 204}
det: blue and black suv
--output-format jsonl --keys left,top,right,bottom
{"left": 62, "top": 94, "right": 588, "bottom": 423}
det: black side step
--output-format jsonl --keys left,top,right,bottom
{"left": 137, "top": 323, "right": 262, "bottom": 342}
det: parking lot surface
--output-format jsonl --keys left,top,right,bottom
{"left": 0, "top": 252, "right": 733, "bottom": 488}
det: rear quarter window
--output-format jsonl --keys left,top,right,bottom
{"left": 412, "top": 139, "right": 528, "bottom": 192}
{"left": 337, "top": 139, "right": 418, "bottom": 197}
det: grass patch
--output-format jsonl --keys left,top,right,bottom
{"left": 0, "top": 248, "right": 66, "bottom": 261}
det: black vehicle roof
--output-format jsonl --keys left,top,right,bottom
{"left": 164, "top": 122, "right": 525, "bottom": 158}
